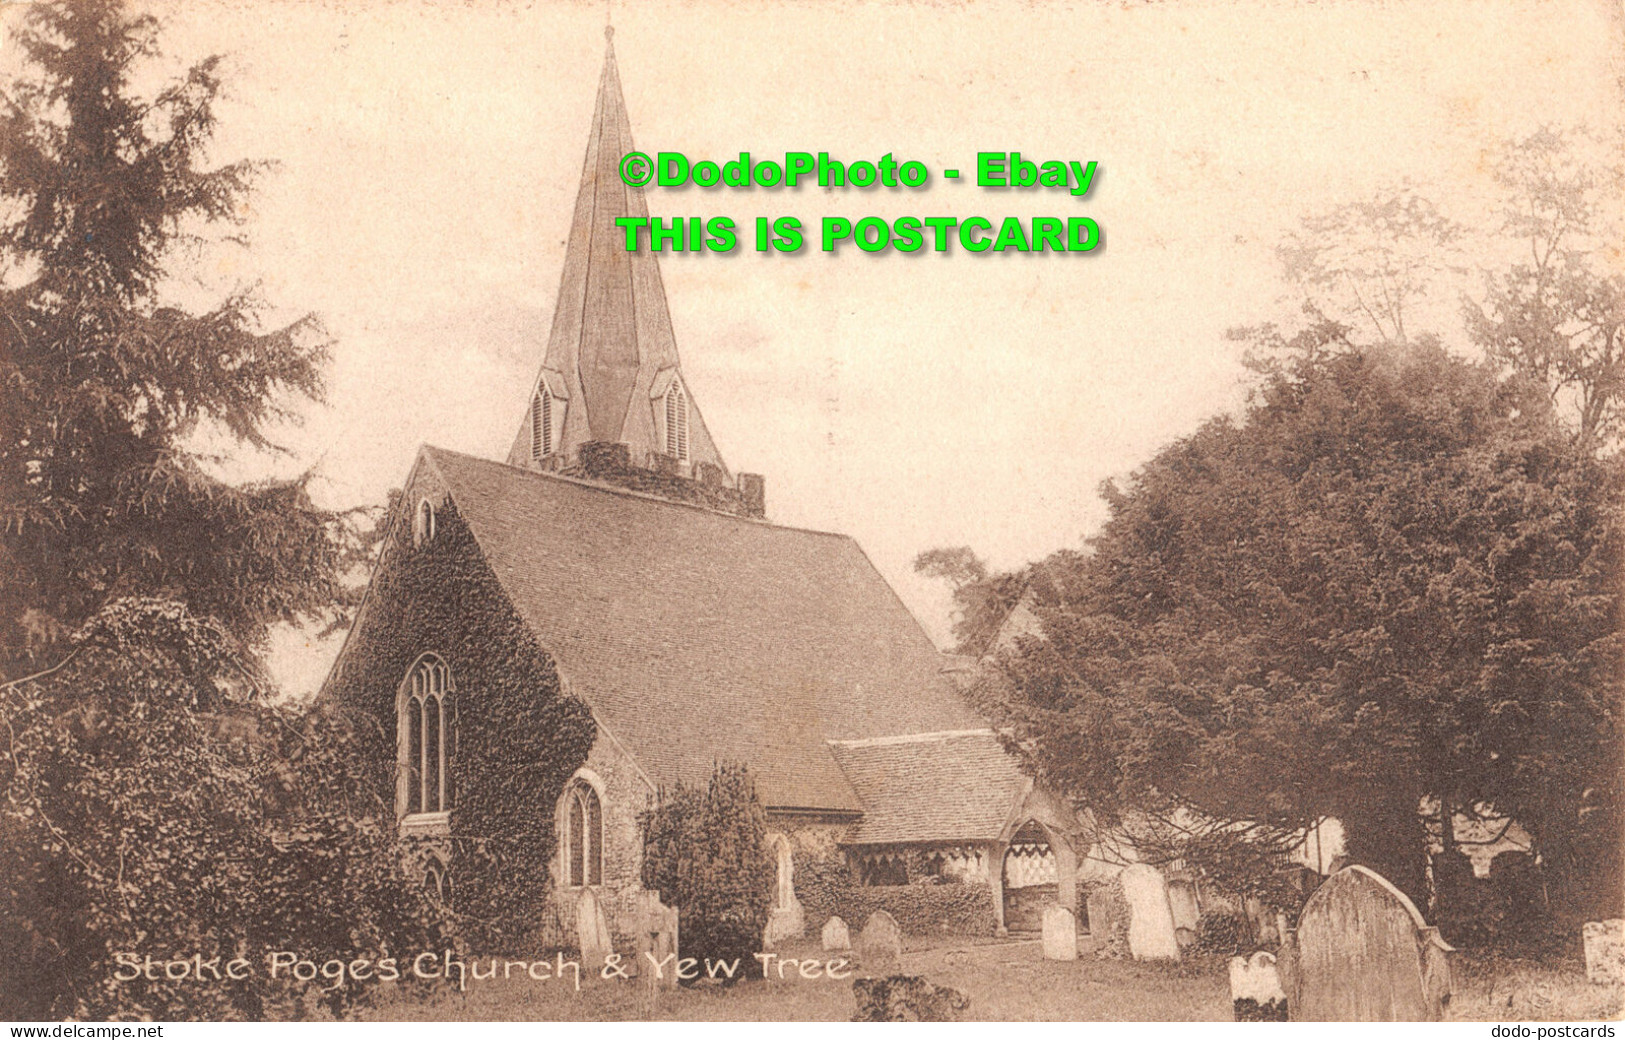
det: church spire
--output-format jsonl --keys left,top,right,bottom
{"left": 508, "top": 30, "right": 731, "bottom": 482}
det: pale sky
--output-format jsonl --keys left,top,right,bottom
{"left": 4, "top": 0, "right": 1621, "bottom": 697}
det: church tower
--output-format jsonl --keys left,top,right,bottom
{"left": 507, "top": 29, "right": 763, "bottom": 515}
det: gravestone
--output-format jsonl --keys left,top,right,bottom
{"left": 631, "top": 889, "right": 679, "bottom": 991}
{"left": 1041, "top": 905, "right": 1078, "bottom": 960}
{"left": 576, "top": 887, "right": 614, "bottom": 972}
{"left": 1294, "top": 865, "right": 1455, "bottom": 1021}
{"left": 1167, "top": 878, "right": 1201, "bottom": 932}
{"left": 856, "top": 910, "right": 903, "bottom": 976}
{"left": 1229, "top": 951, "right": 1288, "bottom": 1021}
{"left": 1121, "top": 863, "right": 1180, "bottom": 961}
{"left": 822, "top": 915, "right": 852, "bottom": 951}
{"left": 1583, "top": 920, "right": 1625, "bottom": 985}
{"left": 1085, "top": 879, "right": 1131, "bottom": 959}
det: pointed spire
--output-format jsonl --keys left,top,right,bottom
{"left": 509, "top": 31, "right": 729, "bottom": 479}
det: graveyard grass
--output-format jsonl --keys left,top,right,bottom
{"left": 1447, "top": 951, "right": 1624, "bottom": 1023}
{"left": 356, "top": 936, "right": 1230, "bottom": 1021}
{"left": 352, "top": 937, "right": 1622, "bottom": 1022}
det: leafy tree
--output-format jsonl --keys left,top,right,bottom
{"left": 1466, "top": 128, "right": 1625, "bottom": 453}
{"left": 0, "top": 0, "right": 350, "bottom": 675}
{"left": 640, "top": 763, "right": 774, "bottom": 978}
{"left": 914, "top": 547, "right": 1082, "bottom": 657}
{"left": 981, "top": 338, "right": 1622, "bottom": 929}
{"left": 0, "top": 598, "right": 445, "bottom": 1020}
{"left": 1277, "top": 183, "right": 1468, "bottom": 346}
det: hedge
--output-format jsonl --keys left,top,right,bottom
{"left": 797, "top": 856, "right": 996, "bottom": 938}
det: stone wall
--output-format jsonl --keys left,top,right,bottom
{"left": 323, "top": 460, "right": 598, "bottom": 952}
{"left": 766, "top": 816, "right": 855, "bottom": 939}
{"left": 546, "top": 731, "right": 659, "bottom": 950}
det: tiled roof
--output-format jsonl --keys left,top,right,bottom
{"left": 829, "top": 731, "right": 1032, "bottom": 844}
{"left": 423, "top": 447, "right": 1002, "bottom": 814}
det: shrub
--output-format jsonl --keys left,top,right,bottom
{"left": 849, "top": 885, "right": 998, "bottom": 937}
{"left": 0, "top": 599, "right": 448, "bottom": 1020}
{"left": 797, "top": 854, "right": 996, "bottom": 938}
{"left": 640, "top": 763, "right": 775, "bottom": 977}
{"left": 1194, "top": 908, "right": 1251, "bottom": 956}
{"left": 796, "top": 855, "right": 859, "bottom": 931}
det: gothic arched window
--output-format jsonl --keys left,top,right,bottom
{"left": 563, "top": 780, "right": 603, "bottom": 887}
{"left": 399, "top": 655, "right": 452, "bottom": 816}
{"left": 531, "top": 385, "right": 554, "bottom": 461}
{"left": 663, "top": 384, "right": 689, "bottom": 461}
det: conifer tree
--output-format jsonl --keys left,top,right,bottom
{"left": 0, "top": 0, "right": 347, "bottom": 675}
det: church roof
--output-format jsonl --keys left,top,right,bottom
{"left": 829, "top": 732, "right": 1032, "bottom": 844}
{"left": 422, "top": 446, "right": 1002, "bottom": 814}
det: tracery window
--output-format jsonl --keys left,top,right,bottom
{"left": 563, "top": 780, "right": 603, "bottom": 887}
{"left": 400, "top": 655, "right": 451, "bottom": 815}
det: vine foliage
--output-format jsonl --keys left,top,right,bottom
{"left": 323, "top": 499, "right": 596, "bottom": 952}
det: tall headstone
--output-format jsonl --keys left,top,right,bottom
{"left": 1167, "top": 878, "right": 1201, "bottom": 932}
{"left": 856, "top": 910, "right": 903, "bottom": 976}
{"left": 1583, "top": 920, "right": 1625, "bottom": 986}
{"left": 576, "top": 887, "right": 614, "bottom": 972}
{"left": 1121, "top": 863, "right": 1180, "bottom": 960}
{"left": 822, "top": 915, "right": 852, "bottom": 951}
{"left": 1042, "top": 905, "right": 1078, "bottom": 960}
{"left": 1085, "top": 879, "right": 1131, "bottom": 958}
{"left": 1294, "top": 865, "right": 1455, "bottom": 1021}
{"left": 631, "top": 889, "right": 679, "bottom": 991}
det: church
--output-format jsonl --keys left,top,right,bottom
{"left": 319, "top": 30, "right": 1088, "bottom": 948}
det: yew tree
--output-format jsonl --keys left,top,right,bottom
{"left": 0, "top": 0, "right": 347, "bottom": 676}
{"left": 0, "top": 1, "right": 429, "bottom": 1020}
{"left": 980, "top": 334, "right": 1622, "bottom": 925}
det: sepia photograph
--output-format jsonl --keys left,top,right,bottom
{"left": 0, "top": 0, "right": 1621, "bottom": 1025}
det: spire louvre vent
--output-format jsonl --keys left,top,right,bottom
{"left": 664, "top": 383, "right": 689, "bottom": 461}
{"left": 531, "top": 386, "right": 555, "bottom": 461}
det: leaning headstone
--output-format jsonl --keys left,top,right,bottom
{"left": 1294, "top": 865, "right": 1455, "bottom": 1021}
{"left": 1583, "top": 920, "right": 1625, "bottom": 985}
{"left": 576, "top": 887, "right": 614, "bottom": 973}
{"left": 1041, "top": 905, "right": 1078, "bottom": 960}
{"left": 1121, "top": 863, "right": 1180, "bottom": 960}
{"left": 631, "top": 889, "right": 679, "bottom": 992}
{"left": 1229, "top": 951, "right": 1288, "bottom": 1021}
{"left": 822, "top": 915, "right": 852, "bottom": 951}
{"left": 856, "top": 911, "right": 903, "bottom": 976}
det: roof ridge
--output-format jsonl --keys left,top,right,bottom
{"left": 423, "top": 443, "right": 852, "bottom": 539}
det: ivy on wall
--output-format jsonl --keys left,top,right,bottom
{"left": 324, "top": 501, "right": 596, "bottom": 951}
